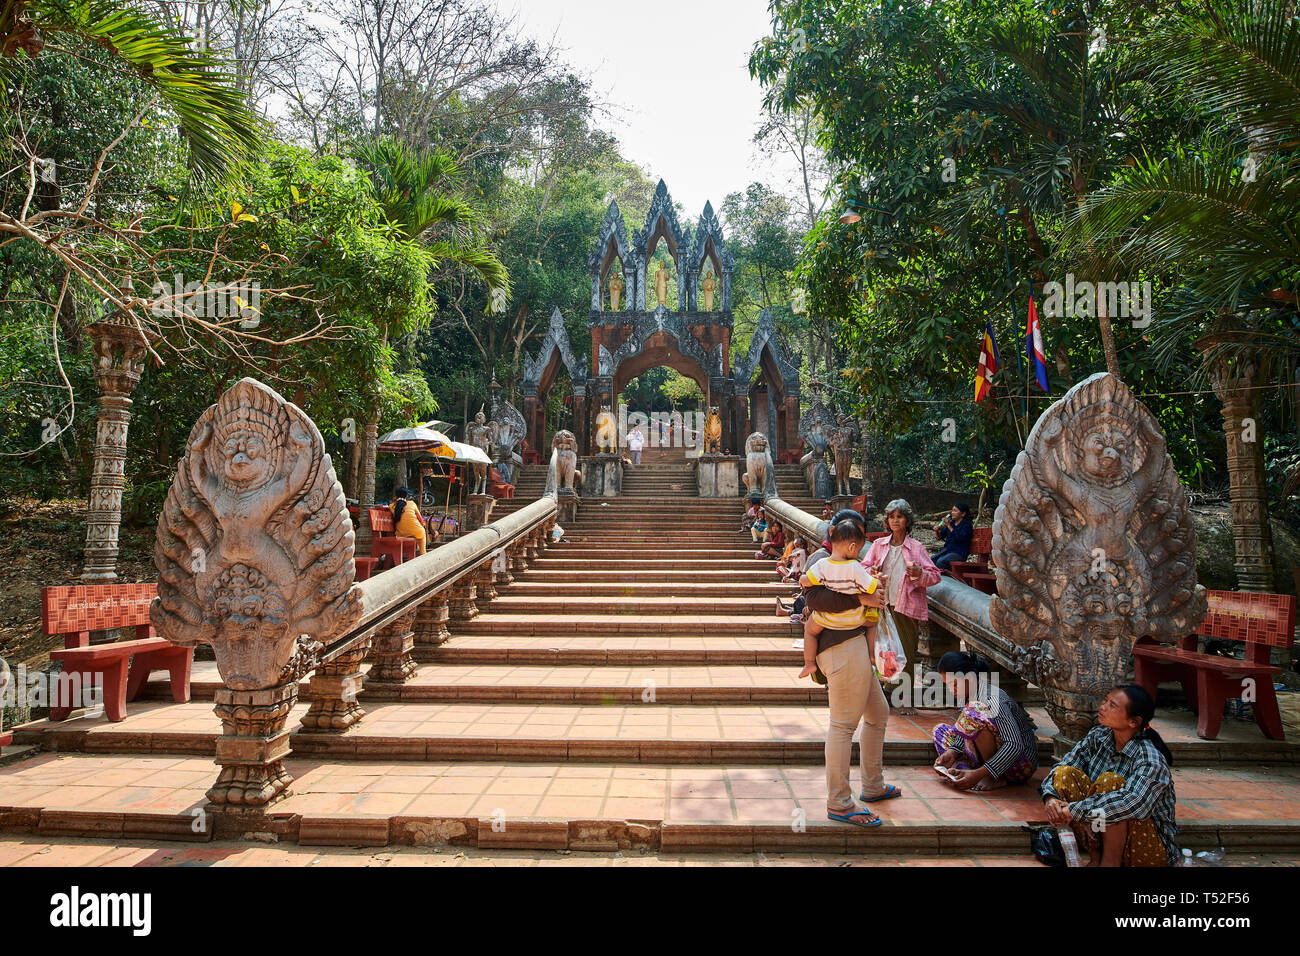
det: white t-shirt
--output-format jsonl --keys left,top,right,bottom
{"left": 881, "top": 542, "right": 906, "bottom": 609}
{"left": 629, "top": 430, "right": 644, "bottom": 451}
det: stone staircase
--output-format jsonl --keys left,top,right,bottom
{"left": 5, "top": 452, "right": 1300, "bottom": 856}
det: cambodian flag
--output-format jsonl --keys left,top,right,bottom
{"left": 974, "top": 320, "right": 999, "bottom": 402}
{"left": 1026, "top": 293, "right": 1049, "bottom": 392}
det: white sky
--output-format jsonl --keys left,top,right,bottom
{"left": 500, "top": 0, "right": 799, "bottom": 218}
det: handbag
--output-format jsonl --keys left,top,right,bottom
{"left": 1025, "top": 825, "right": 1066, "bottom": 867}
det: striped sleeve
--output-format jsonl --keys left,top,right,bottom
{"left": 983, "top": 691, "right": 1031, "bottom": 779}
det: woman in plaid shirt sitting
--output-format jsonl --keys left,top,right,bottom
{"left": 1040, "top": 684, "right": 1178, "bottom": 867}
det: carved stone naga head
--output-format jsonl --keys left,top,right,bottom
{"left": 989, "top": 373, "right": 1206, "bottom": 742}
{"left": 151, "top": 378, "right": 363, "bottom": 691}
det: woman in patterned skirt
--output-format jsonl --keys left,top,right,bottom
{"left": 1040, "top": 684, "right": 1179, "bottom": 867}
{"left": 932, "top": 652, "right": 1039, "bottom": 790}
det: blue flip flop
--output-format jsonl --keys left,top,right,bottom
{"left": 858, "top": 784, "right": 902, "bottom": 803}
{"left": 827, "top": 809, "right": 882, "bottom": 827}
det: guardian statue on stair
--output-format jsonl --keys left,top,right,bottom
{"left": 989, "top": 373, "right": 1207, "bottom": 744}
{"left": 544, "top": 429, "right": 583, "bottom": 497}
{"left": 741, "top": 431, "right": 777, "bottom": 500}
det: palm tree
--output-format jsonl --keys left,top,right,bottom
{"left": 354, "top": 136, "right": 509, "bottom": 295}
{"left": 1068, "top": 0, "right": 1300, "bottom": 594}
{"left": 350, "top": 135, "right": 510, "bottom": 528}
{"left": 2, "top": 0, "right": 262, "bottom": 180}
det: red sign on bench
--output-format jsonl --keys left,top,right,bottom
{"left": 42, "top": 583, "right": 157, "bottom": 648}
{"left": 1133, "top": 589, "right": 1295, "bottom": 741}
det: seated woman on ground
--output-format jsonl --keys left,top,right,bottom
{"left": 390, "top": 487, "right": 427, "bottom": 555}
{"left": 932, "top": 652, "right": 1039, "bottom": 792}
{"left": 750, "top": 508, "right": 769, "bottom": 543}
{"left": 740, "top": 500, "right": 759, "bottom": 534}
{"left": 757, "top": 521, "right": 785, "bottom": 559}
{"left": 1040, "top": 684, "right": 1179, "bottom": 867}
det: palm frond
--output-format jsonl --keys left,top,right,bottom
{"left": 19, "top": 0, "right": 263, "bottom": 181}
{"left": 1145, "top": 0, "right": 1300, "bottom": 152}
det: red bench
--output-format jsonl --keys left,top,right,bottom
{"left": 40, "top": 584, "right": 192, "bottom": 722}
{"left": 946, "top": 527, "right": 994, "bottom": 586}
{"left": 489, "top": 467, "right": 515, "bottom": 499}
{"left": 1133, "top": 589, "right": 1295, "bottom": 740}
{"left": 368, "top": 506, "right": 417, "bottom": 566}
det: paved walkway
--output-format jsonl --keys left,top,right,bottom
{"left": 3, "top": 837, "right": 1295, "bottom": 868}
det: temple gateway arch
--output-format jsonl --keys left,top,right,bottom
{"left": 519, "top": 180, "right": 801, "bottom": 458}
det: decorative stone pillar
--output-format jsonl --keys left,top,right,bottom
{"left": 510, "top": 539, "right": 529, "bottom": 574}
{"left": 413, "top": 591, "right": 451, "bottom": 646}
{"left": 209, "top": 683, "right": 297, "bottom": 806}
{"left": 448, "top": 571, "right": 479, "bottom": 621}
{"left": 494, "top": 548, "right": 514, "bottom": 589}
{"left": 300, "top": 638, "right": 372, "bottom": 731}
{"left": 150, "top": 377, "right": 364, "bottom": 806}
{"left": 367, "top": 610, "right": 417, "bottom": 683}
{"left": 82, "top": 313, "right": 157, "bottom": 581}
{"left": 1198, "top": 340, "right": 1275, "bottom": 591}
{"left": 474, "top": 558, "right": 498, "bottom": 606}
{"left": 465, "top": 494, "right": 493, "bottom": 532}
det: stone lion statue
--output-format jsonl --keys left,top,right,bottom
{"left": 704, "top": 406, "right": 722, "bottom": 454}
{"left": 544, "top": 429, "right": 583, "bottom": 497}
{"left": 741, "top": 431, "right": 777, "bottom": 500}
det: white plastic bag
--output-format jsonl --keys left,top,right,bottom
{"left": 874, "top": 607, "right": 908, "bottom": 684}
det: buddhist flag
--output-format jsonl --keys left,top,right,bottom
{"left": 1026, "top": 293, "right": 1050, "bottom": 392}
{"left": 974, "top": 320, "right": 999, "bottom": 402}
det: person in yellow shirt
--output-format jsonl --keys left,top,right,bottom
{"left": 391, "top": 487, "right": 427, "bottom": 555}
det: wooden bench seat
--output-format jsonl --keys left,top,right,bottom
{"left": 41, "top": 584, "right": 192, "bottom": 722}
{"left": 1133, "top": 589, "right": 1294, "bottom": 740}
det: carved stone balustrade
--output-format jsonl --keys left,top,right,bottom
{"left": 151, "top": 376, "right": 557, "bottom": 815}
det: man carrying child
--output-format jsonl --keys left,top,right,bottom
{"left": 795, "top": 511, "right": 901, "bottom": 826}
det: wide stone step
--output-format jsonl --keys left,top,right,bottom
{"left": 517, "top": 569, "right": 792, "bottom": 584}
{"left": 484, "top": 596, "right": 782, "bottom": 615}
{"left": 506, "top": 581, "right": 793, "bottom": 597}
{"left": 358, "top": 664, "right": 823, "bottom": 704}
{"left": 532, "top": 559, "right": 773, "bottom": 571}
{"left": 453, "top": 613, "right": 795, "bottom": 636}
{"left": 420, "top": 634, "right": 803, "bottom": 665}
{"left": 542, "top": 548, "right": 765, "bottom": 560}
{"left": 3, "top": 754, "right": 1292, "bottom": 853}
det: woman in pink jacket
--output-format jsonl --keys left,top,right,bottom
{"left": 862, "top": 499, "right": 941, "bottom": 715}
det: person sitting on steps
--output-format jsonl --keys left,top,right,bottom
{"left": 1040, "top": 684, "right": 1179, "bottom": 867}
{"left": 932, "top": 651, "right": 1039, "bottom": 791}
{"left": 756, "top": 520, "right": 785, "bottom": 559}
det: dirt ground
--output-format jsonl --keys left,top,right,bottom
{"left": 0, "top": 498, "right": 158, "bottom": 668}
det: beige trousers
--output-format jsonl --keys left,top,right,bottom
{"left": 817, "top": 635, "right": 890, "bottom": 812}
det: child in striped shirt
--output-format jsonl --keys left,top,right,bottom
{"left": 797, "top": 519, "right": 881, "bottom": 678}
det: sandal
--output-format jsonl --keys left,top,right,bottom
{"left": 827, "top": 809, "right": 882, "bottom": 827}
{"left": 858, "top": 784, "right": 902, "bottom": 803}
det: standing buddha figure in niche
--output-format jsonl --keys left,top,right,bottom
{"left": 655, "top": 261, "right": 670, "bottom": 307}
{"left": 607, "top": 270, "right": 624, "bottom": 311}
{"left": 700, "top": 269, "right": 717, "bottom": 311}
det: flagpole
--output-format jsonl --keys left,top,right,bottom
{"left": 997, "top": 207, "right": 1026, "bottom": 443}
